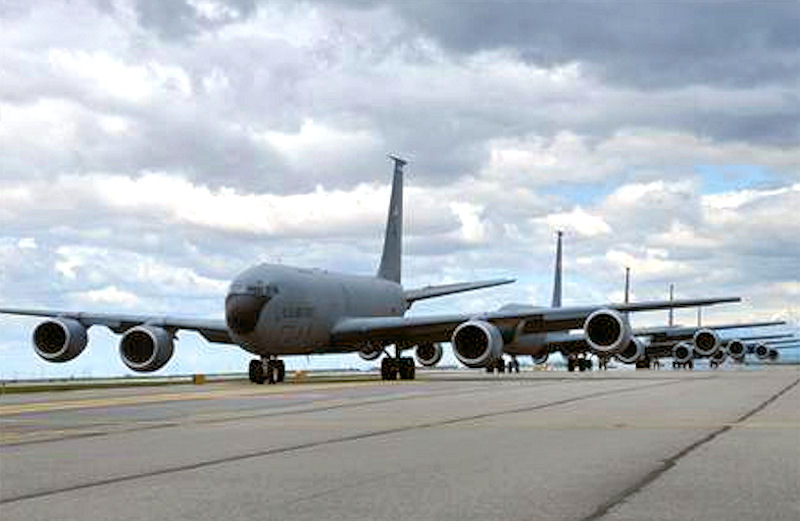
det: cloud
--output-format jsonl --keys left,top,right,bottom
{"left": 545, "top": 208, "right": 611, "bottom": 237}
{"left": 1, "top": 0, "right": 797, "bottom": 376}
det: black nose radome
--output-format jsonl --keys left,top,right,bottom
{"left": 225, "top": 294, "right": 267, "bottom": 335}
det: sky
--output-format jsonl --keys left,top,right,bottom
{"left": 1, "top": 0, "right": 798, "bottom": 378}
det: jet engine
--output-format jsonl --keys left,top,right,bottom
{"left": 672, "top": 342, "right": 693, "bottom": 364}
{"left": 725, "top": 340, "right": 745, "bottom": 360}
{"left": 119, "top": 325, "right": 174, "bottom": 372}
{"left": 584, "top": 309, "right": 631, "bottom": 354}
{"left": 616, "top": 338, "right": 645, "bottom": 364}
{"left": 692, "top": 328, "right": 720, "bottom": 357}
{"left": 32, "top": 318, "right": 88, "bottom": 362}
{"left": 754, "top": 343, "right": 770, "bottom": 360}
{"left": 532, "top": 352, "right": 549, "bottom": 365}
{"left": 415, "top": 342, "right": 444, "bottom": 367}
{"left": 358, "top": 343, "right": 383, "bottom": 361}
{"left": 451, "top": 320, "right": 504, "bottom": 368}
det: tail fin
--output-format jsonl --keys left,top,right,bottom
{"left": 624, "top": 267, "right": 630, "bottom": 304}
{"left": 668, "top": 284, "right": 674, "bottom": 327}
{"left": 551, "top": 230, "right": 563, "bottom": 308}
{"left": 377, "top": 155, "right": 406, "bottom": 283}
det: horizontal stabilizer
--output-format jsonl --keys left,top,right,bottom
{"left": 404, "top": 278, "right": 515, "bottom": 304}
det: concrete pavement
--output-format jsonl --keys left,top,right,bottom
{"left": 1, "top": 369, "right": 797, "bottom": 520}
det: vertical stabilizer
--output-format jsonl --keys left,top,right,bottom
{"left": 624, "top": 267, "right": 630, "bottom": 304}
{"left": 377, "top": 155, "right": 406, "bottom": 283}
{"left": 551, "top": 231, "right": 563, "bottom": 308}
{"left": 668, "top": 284, "right": 675, "bottom": 327}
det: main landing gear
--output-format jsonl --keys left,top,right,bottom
{"left": 485, "top": 358, "right": 506, "bottom": 373}
{"left": 506, "top": 356, "right": 521, "bottom": 373}
{"left": 671, "top": 360, "right": 694, "bottom": 370}
{"left": 567, "top": 356, "right": 593, "bottom": 372}
{"left": 248, "top": 357, "right": 285, "bottom": 384}
{"left": 381, "top": 356, "right": 416, "bottom": 380}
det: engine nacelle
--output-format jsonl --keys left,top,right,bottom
{"left": 616, "top": 338, "right": 645, "bottom": 364}
{"left": 119, "top": 325, "right": 174, "bottom": 372}
{"left": 32, "top": 318, "right": 88, "bottom": 362}
{"left": 725, "top": 340, "right": 745, "bottom": 360}
{"left": 451, "top": 320, "right": 504, "bottom": 368}
{"left": 672, "top": 342, "right": 694, "bottom": 364}
{"left": 693, "top": 328, "right": 720, "bottom": 357}
{"left": 532, "top": 352, "right": 549, "bottom": 365}
{"left": 754, "top": 343, "right": 770, "bottom": 360}
{"left": 584, "top": 309, "right": 631, "bottom": 354}
{"left": 358, "top": 343, "right": 383, "bottom": 361}
{"left": 415, "top": 342, "right": 443, "bottom": 367}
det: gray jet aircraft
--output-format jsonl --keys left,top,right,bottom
{"left": 500, "top": 232, "right": 779, "bottom": 371}
{"left": 0, "top": 157, "right": 740, "bottom": 383}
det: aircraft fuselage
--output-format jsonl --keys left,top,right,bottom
{"left": 226, "top": 264, "right": 406, "bottom": 356}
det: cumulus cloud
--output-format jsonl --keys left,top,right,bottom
{"left": 0, "top": 0, "right": 797, "bottom": 376}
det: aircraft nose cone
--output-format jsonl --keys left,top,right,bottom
{"left": 225, "top": 294, "right": 267, "bottom": 335}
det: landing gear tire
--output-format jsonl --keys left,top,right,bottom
{"left": 398, "top": 357, "right": 416, "bottom": 380}
{"left": 249, "top": 359, "right": 266, "bottom": 384}
{"left": 567, "top": 358, "right": 576, "bottom": 372}
{"left": 275, "top": 360, "right": 286, "bottom": 383}
{"left": 381, "top": 358, "right": 398, "bottom": 380}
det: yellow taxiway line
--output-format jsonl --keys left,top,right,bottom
{"left": 0, "top": 381, "right": 390, "bottom": 416}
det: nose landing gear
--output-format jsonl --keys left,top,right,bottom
{"left": 248, "top": 357, "right": 285, "bottom": 384}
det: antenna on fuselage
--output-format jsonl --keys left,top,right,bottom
{"left": 377, "top": 155, "right": 406, "bottom": 284}
{"left": 551, "top": 230, "right": 563, "bottom": 308}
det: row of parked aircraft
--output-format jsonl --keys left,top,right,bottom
{"left": 1, "top": 157, "right": 794, "bottom": 383}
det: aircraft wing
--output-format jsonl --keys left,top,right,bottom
{"left": 0, "top": 308, "right": 234, "bottom": 344}
{"left": 403, "top": 278, "right": 515, "bottom": 304}
{"left": 635, "top": 320, "right": 785, "bottom": 340}
{"left": 331, "top": 296, "right": 740, "bottom": 345}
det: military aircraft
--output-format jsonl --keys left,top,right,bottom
{"left": 0, "top": 157, "right": 739, "bottom": 383}
{"left": 503, "top": 232, "right": 781, "bottom": 371}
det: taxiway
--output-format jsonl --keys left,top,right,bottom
{"left": 1, "top": 369, "right": 798, "bottom": 521}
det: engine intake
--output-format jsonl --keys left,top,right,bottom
{"left": 726, "top": 340, "right": 745, "bottom": 360}
{"left": 616, "top": 338, "right": 645, "bottom": 364}
{"left": 672, "top": 342, "right": 693, "bottom": 364}
{"left": 32, "top": 318, "right": 88, "bottom": 362}
{"left": 584, "top": 309, "right": 631, "bottom": 354}
{"left": 754, "top": 343, "right": 770, "bottom": 360}
{"left": 120, "top": 325, "right": 174, "bottom": 372}
{"left": 415, "top": 342, "right": 443, "bottom": 367}
{"left": 693, "top": 328, "right": 720, "bottom": 357}
{"left": 451, "top": 320, "right": 503, "bottom": 368}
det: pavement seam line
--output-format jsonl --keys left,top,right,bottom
{"left": 579, "top": 376, "right": 800, "bottom": 521}
{"left": 0, "top": 379, "right": 681, "bottom": 505}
